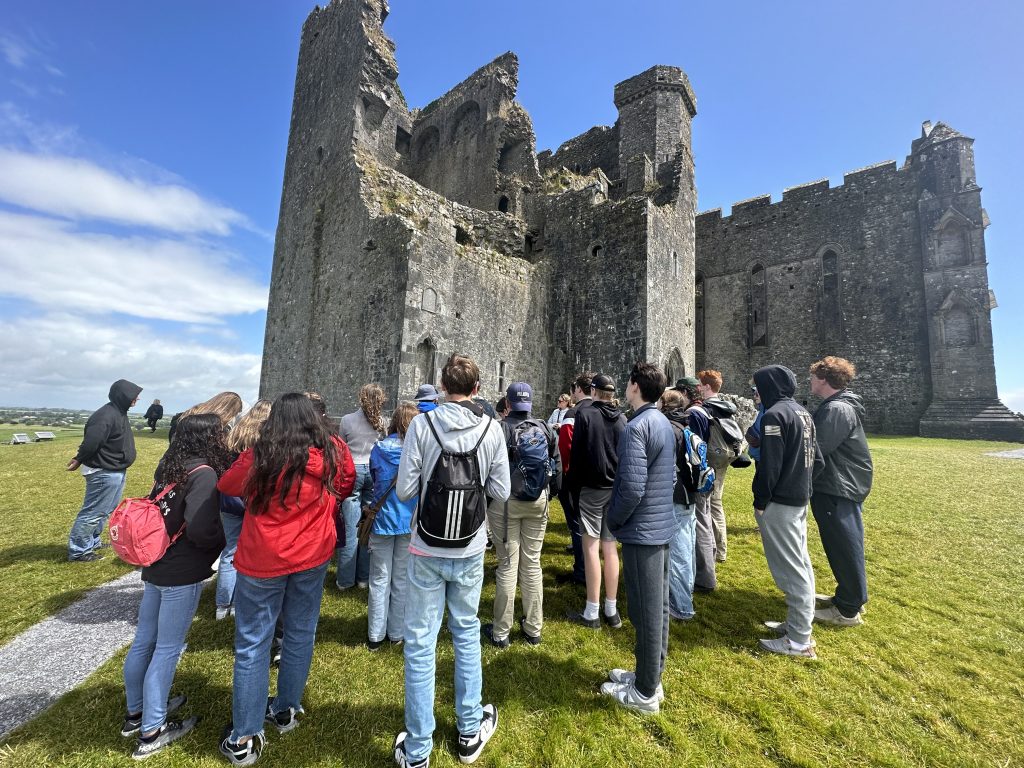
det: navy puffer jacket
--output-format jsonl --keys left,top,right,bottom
{"left": 607, "top": 404, "right": 678, "bottom": 545}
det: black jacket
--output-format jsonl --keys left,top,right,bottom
{"left": 569, "top": 399, "right": 626, "bottom": 491}
{"left": 144, "top": 404, "right": 164, "bottom": 421}
{"left": 813, "top": 390, "right": 873, "bottom": 502}
{"left": 74, "top": 380, "right": 142, "bottom": 471}
{"left": 664, "top": 408, "right": 699, "bottom": 506}
{"left": 142, "top": 457, "right": 225, "bottom": 586}
{"left": 751, "top": 366, "right": 823, "bottom": 510}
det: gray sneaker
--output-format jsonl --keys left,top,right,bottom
{"left": 131, "top": 717, "right": 198, "bottom": 760}
{"left": 814, "top": 605, "right": 864, "bottom": 627}
{"left": 814, "top": 594, "right": 834, "bottom": 610}
{"left": 605, "top": 670, "right": 664, "bottom": 702}
{"left": 762, "top": 620, "right": 788, "bottom": 637}
{"left": 758, "top": 636, "right": 818, "bottom": 659}
{"left": 599, "top": 680, "right": 660, "bottom": 714}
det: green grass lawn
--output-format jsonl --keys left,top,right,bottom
{"left": 1, "top": 435, "right": 1023, "bottom": 767}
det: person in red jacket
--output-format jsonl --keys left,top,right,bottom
{"left": 216, "top": 393, "right": 355, "bottom": 766}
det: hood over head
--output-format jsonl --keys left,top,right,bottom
{"left": 109, "top": 379, "right": 143, "bottom": 412}
{"left": 753, "top": 366, "right": 796, "bottom": 409}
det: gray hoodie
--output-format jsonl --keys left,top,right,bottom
{"left": 397, "top": 401, "right": 511, "bottom": 558}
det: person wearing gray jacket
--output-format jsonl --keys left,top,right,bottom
{"left": 393, "top": 354, "right": 509, "bottom": 768}
{"left": 600, "top": 362, "right": 676, "bottom": 715}
{"left": 809, "top": 357, "right": 873, "bottom": 627}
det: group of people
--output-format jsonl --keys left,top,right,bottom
{"left": 62, "top": 351, "right": 872, "bottom": 766}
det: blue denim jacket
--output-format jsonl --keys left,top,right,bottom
{"left": 369, "top": 434, "right": 417, "bottom": 535}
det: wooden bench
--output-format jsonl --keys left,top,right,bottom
{"left": 34, "top": 431, "right": 56, "bottom": 441}
{"left": 9, "top": 433, "right": 30, "bottom": 445}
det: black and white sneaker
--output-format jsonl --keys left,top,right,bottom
{"left": 121, "top": 694, "right": 188, "bottom": 736}
{"left": 264, "top": 697, "right": 299, "bottom": 733}
{"left": 457, "top": 703, "right": 497, "bottom": 764}
{"left": 392, "top": 731, "right": 430, "bottom": 767}
{"left": 219, "top": 726, "right": 266, "bottom": 766}
{"left": 130, "top": 717, "right": 198, "bottom": 760}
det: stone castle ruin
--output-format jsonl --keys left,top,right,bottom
{"left": 260, "top": 0, "right": 1024, "bottom": 441}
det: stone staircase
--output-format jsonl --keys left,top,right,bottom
{"left": 919, "top": 399, "right": 1024, "bottom": 442}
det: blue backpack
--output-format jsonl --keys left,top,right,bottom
{"left": 504, "top": 418, "right": 556, "bottom": 501}
{"left": 674, "top": 422, "right": 715, "bottom": 496}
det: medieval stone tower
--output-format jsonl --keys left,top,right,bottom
{"left": 261, "top": 0, "right": 1023, "bottom": 441}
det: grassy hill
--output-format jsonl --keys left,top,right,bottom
{"left": 0, "top": 434, "right": 1022, "bottom": 766}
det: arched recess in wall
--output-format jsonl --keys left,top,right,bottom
{"left": 750, "top": 263, "right": 767, "bottom": 348}
{"left": 498, "top": 140, "right": 526, "bottom": 173}
{"left": 816, "top": 244, "right": 843, "bottom": 344}
{"left": 416, "top": 338, "right": 438, "bottom": 385}
{"left": 936, "top": 218, "right": 971, "bottom": 268}
{"left": 937, "top": 290, "right": 980, "bottom": 347}
{"left": 665, "top": 348, "right": 686, "bottom": 384}
{"left": 450, "top": 101, "right": 481, "bottom": 143}
{"left": 497, "top": 195, "right": 510, "bottom": 213}
{"left": 421, "top": 287, "right": 439, "bottom": 314}
{"left": 414, "top": 126, "right": 440, "bottom": 163}
{"left": 695, "top": 272, "right": 705, "bottom": 361}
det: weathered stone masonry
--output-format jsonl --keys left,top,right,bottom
{"left": 261, "top": 0, "right": 1023, "bottom": 441}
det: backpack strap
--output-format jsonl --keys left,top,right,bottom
{"left": 472, "top": 415, "right": 493, "bottom": 452}
{"left": 166, "top": 464, "right": 214, "bottom": 546}
{"left": 424, "top": 412, "right": 444, "bottom": 449}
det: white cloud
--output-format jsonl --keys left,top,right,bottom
{"left": 0, "top": 210, "right": 268, "bottom": 324}
{"left": 0, "top": 148, "right": 250, "bottom": 235}
{"left": 0, "top": 312, "right": 261, "bottom": 411}
{"left": 0, "top": 34, "right": 32, "bottom": 69}
{"left": 1001, "top": 388, "right": 1024, "bottom": 415}
{"left": 0, "top": 102, "right": 79, "bottom": 153}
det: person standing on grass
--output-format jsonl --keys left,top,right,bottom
{"left": 696, "top": 369, "right": 732, "bottom": 562}
{"left": 414, "top": 383, "right": 440, "bottom": 414}
{"left": 601, "top": 361, "right": 676, "bottom": 715}
{"left": 392, "top": 353, "right": 509, "bottom": 768}
{"left": 809, "top": 356, "right": 873, "bottom": 627}
{"left": 676, "top": 377, "right": 717, "bottom": 592}
{"left": 555, "top": 372, "right": 595, "bottom": 587}
{"left": 565, "top": 373, "right": 626, "bottom": 630}
{"left": 337, "top": 383, "right": 386, "bottom": 590}
{"left": 121, "top": 413, "right": 230, "bottom": 759}
{"left": 145, "top": 399, "right": 164, "bottom": 432}
{"left": 366, "top": 401, "right": 419, "bottom": 650}
{"left": 66, "top": 379, "right": 142, "bottom": 562}
{"left": 482, "top": 381, "right": 561, "bottom": 648}
{"left": 752, "top": 365, "right": 824, "bottom": 659}
{"left": 217, "top": 393, "right": 355, "bottom": 766}
{"left": 215, "top": 399, "right": 273, "bottom": 621}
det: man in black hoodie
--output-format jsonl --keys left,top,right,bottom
{"left": 565, "top": 374, "right": 627, "bottom": 629}
{"left": 809, "top": 357, "right": 873, "bottom": 627}
{"left": 751, "top": 365, "right": 823, "bottom": 659}
{"left": 67, "top": 379, "right": 143, "bottom": 561}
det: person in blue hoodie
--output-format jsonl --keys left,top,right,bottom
{"left": 366, "top": 401, "right": 420, "bottom": 650}
{"left": 414, "top": 384, "right": 439, "bottom": 414}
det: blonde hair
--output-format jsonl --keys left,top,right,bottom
{"left": 226, "top": 399, "right": 272, "bottom": 453}
{"left": 181, "top": 391, "right": 243, "bottom": 429}
{"left": 388, "top": 401, "right": 419, "bottom": 439}
{"left": 659, "top": 389, "right": 686, "bottom": 410}
{"left": 359, "top": 383, "right": 386, "bottom": 433}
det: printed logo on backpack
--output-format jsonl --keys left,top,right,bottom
{"left": 416, "top": 414, "right": 493, "bottom": 548}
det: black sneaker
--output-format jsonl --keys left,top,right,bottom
{"left": 518, "top": 617, "right": 541, "bottom": 646}
{"left": 264, "top": 697, "right": 298, "bottom": 734}
{"left": 69, "top": 552, "right": 104, "bottom": 562}
{"left": 393, "top": 731, "right": 429, "bottom": 767}
{"left": 270, "top": 637, "right": 282, "bottom": 667}
{"left": 602, "top": 610, "right": 623, "bottom": 629}
{"left": 367, "top": 638, "right": 384, "bottom": 651}
{"left": 457, "top": 703, "right": 498, "bottom": 764}
{"left": 389, "top": 637, "right": 404, "bottom": 647}
{"left": 219, "top": 725, "right": 266, "bottom": 766}
{"left": 130, "top": 717, "right": 198, "bottom": 760}
{"left": 121, "top": 694, "right": 187, "bottom": 737}
{"left": 565, "top": 610, "right": 600, "bottom": 629}
{"left": 554, "top": 571, "right": 586, "bottom": 586}
{"left": 481, "top": 624, "right": 510, "bottom": 649}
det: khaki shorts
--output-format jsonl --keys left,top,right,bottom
{"left": 577, "top": 487, "right": 615, "bottom": 542}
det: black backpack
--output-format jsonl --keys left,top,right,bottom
{"left": 416, "top": 413, "right": 493, "bottom": 548}
{"left": 503, "top": 418, "right": 556, "bottom": 501}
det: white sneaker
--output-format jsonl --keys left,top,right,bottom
{"left": 215, "top": 606, "right": 233, "bottom": 621}
{"left": 758, "top": 636, "right": 818, "bottom": 659}
{"left": 814, "top": 605, "right": 864, "bottom": 627}
{"left": 600, "top": 680, "right": 660, "bottom": 714}
{"left": 457, "top": 703, "right": 497, "bottom": 764}
{"left": 605, "top": 669, "right": 665, "bottom": 702}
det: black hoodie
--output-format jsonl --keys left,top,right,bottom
{"left": 812, "top": 390, "right": 873, "bottom": 502}
{"left": 751, "top": 366, "right": 823, "bottom": 509}
{"left": 74, "top": 379, "right": 143, "bottom": 471}
{"left": 569, "top": 398, "right": 627, "bottom": 491}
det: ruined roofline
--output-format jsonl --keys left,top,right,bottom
{"left": 412, "top": 51, "right": 519, "bottom": 122}
{"left": 613, "top": 65, "right": 697, "bottom": 117}
{"left": 696, "top": 160, "right": 907, "bottom": 225}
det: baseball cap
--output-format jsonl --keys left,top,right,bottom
{"left": 591, "top": 373, "right": 616, "bottom": 393}
{"left": 414, "top": 383, "right": 439, "bottom": 402}
{"left": 673, "top": 376, "right": 701, "bottom": 391}
{"left": 506, "top": 382, "right": 533, "bottom": 412}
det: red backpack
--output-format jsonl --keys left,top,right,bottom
{"left": 109, "top": 465, "right": 212, "bottom": 567}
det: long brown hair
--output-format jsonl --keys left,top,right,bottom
{"left": 388, "top": 401, "right": 418, "bottom": 439}
{"left": 359, "top": 383, "right": 386, "bottom": 433}
{"left": 181, "top": 391, "right": 243, "bottom": 429}
{"left": 226, "top": 399, "right": 272, "bottom": 453}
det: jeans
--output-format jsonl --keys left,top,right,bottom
{"left": 123, "top": 581, "right": 204, "bottom": 733}
{"left": 68, "top": 469, "right": 126, "bottom": 558}
{"left": 668, "top": 503, "right": 697, "bottom": 619}
{"left": 230, "top": 560, "right": 329, "bottom": 740}
{"left": 811, "top": 492, "right": 868, "bottom": 617}
{"left": 336, "top": 463, "right": 372, "bottom": 587}
{"left": 622, "top": 543, "right": 670, "bottom": 699}
{"left": 367, "top": 533, "right": 412, "bottom": 642}
{"left": 487, "top": 496, "right": 548, "bottom": 639}
{"left": 403, "top": 553, "right": 484, "bottom": 764}
{"left": 756, "top": 502, "right": 815, "bottom": 645}
{"left": 216, "top": 513, "right": 245, "bottom": 609}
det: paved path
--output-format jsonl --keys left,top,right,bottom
{"left": 986, "top": 447, "right": 1024, "bottom": 459}
{"left": 0, "top": 570, "right": 143, "bottom": 742}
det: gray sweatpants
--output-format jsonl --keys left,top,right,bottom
{"left": 755, "top": 501, "right": 815, "bottom": 645}
{"left": 621, "top": 543, "right": 670, "bottom": 699}
{"left": 693, "top": 493, "right": 717, "bottom": 590}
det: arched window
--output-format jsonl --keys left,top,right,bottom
{"left": 450, "top": 101, "right": 481, "bottom": 143}
{"left": 591, "top": 244, "right": 604, "bottom": 258}
{"left": 937, "top": 221, "right": 969, "bottom": 268}
{"left": 821, "top": 250, "right": 841, "bottom": 342}
{"left": 943, "top": 306, "right": 978, "bottom": 346}
{"left": 695, "top": 273, "right": 705, "bottom": 357}
{"left": 672, "top": 250, "right": 679, "bottom": 279}
{"left": 750, "top": 263, "right": 767, "bottom": 347}
{"left": 414, "top": 126, "right": 440, "bottom": 162}
{"left": 497, "top": 195, "right": 509, "bottom": 213}
{"left": 665, "top": 348, "right": 685, "bottom": 384}
{"left": 422, "top": 287, "right": 439, "bottom": 314}
{"left": 417, "top": 338, "right": 437, "bottom": 385}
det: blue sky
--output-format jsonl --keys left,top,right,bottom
{"left": 1, "top": 0, "right": 1022, "bottom": 413}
